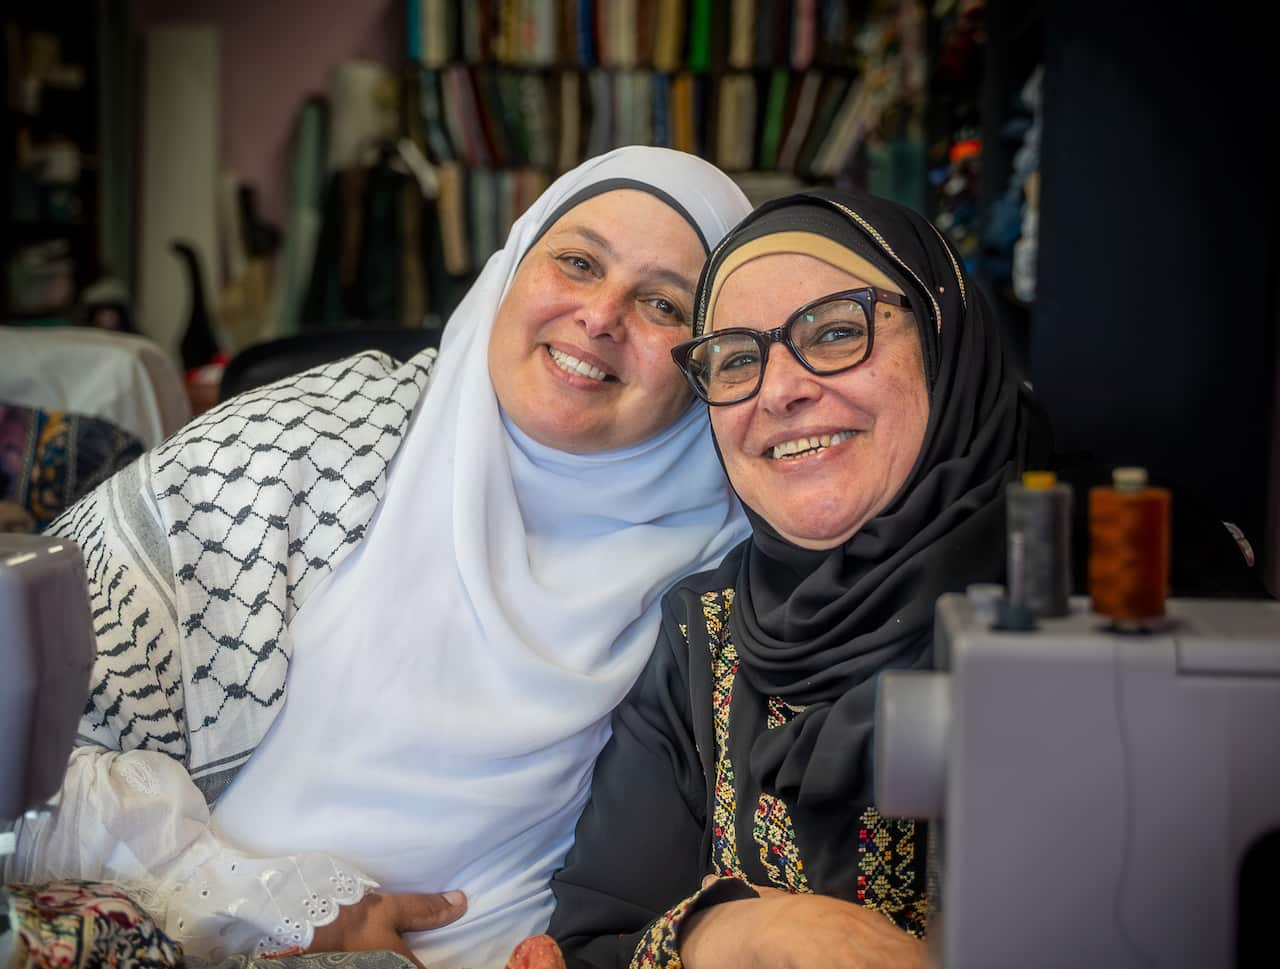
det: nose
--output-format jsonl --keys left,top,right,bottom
{"left": 578, "top": 284, "right": 629, "bottom": 340}
{"left": 756, "top": 345, "right": 822, "bottom": 415}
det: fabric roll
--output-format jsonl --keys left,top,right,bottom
{"left": 557, "top": 71, "right": 581, "bottom": 171}
{"left": 138, "top": 26, "right": 219, "bottom": 356}
{"left": 96, "top": 3, "right": 134, "bottom": 296}
{"left": 585, "top": 71, "right": 612, "bottom": 158}
{"left": 272, "top": 97, "right": 328, "bottom": 336}
{"left": 777, "top": 70, "right": 822, "bottom": 171}
{"left": 437, "top": 162, "right": 471, "bottom": 275}
{"left": 327, "top": 61, "right": 397, "bottom": 174}
{"left": 218, "top": 171, "right": 248, "bottom": 287}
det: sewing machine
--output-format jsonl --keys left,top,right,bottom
{"left": 875, "top": 594, "right": 1280, "bottom": 968}
{"left": 0, "top": 535, "right": 96, "bottom": 962}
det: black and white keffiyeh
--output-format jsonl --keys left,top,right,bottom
{"left": 49, "top": 349, "right": 435, "bottom": 800}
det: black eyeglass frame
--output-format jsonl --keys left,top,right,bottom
{"left": 671, "top": 286, "right": 910, "bottom": 406}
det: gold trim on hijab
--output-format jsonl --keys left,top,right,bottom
{"left": 703, "top": 230, "right": 905, "bottom": 330}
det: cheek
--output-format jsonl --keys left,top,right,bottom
{"left": 495, "top": 266, "right": 575, "bottom": 345}
{"left": 631, "top": 328, "right": 689, "bottom": 390}
{"left": 709, "top": 408, "right": 750, "bottom": 459}
{"left": 884, "top": 362, "right": 930, "bottom": 448}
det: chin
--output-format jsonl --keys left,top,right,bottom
{"left": 535, "top": 413, "right": 621, "bottom": 454}
{"left": 787, "top": 504, "right": 882, "bottom": 548}
{"left": 782, "top": 528, "right": 859, "bottom": 551}
{"left": 767, "top": 501, "right": 868, "bottom": 550}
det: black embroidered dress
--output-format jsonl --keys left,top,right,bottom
{"left": 549, "top": 548, "right": 928, "bottom": 969}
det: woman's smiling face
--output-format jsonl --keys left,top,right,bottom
{"left": 488, "top": 190, "right": 706, "bottom": 453}
{"left": 708, "top": 251, "right": 930, "bottom": 549}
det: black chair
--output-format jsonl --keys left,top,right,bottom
{"left": 219, "top": 326, "right": 442, "bottom": 402}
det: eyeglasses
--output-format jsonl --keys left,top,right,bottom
{"left": 671, "top": 287, "right": 909, "bottom": 405}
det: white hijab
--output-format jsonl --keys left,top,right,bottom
{"left": 212, "top": 147, "right": 752, "bottom": 968}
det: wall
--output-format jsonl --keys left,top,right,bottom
{"left": 1271, "top": 271, "right": 1279, "bottom": 597}
{"left": 131, "top": 0, "right": 400, "bottom": 228}
{"left": 1033, "top": 0, "right": 1276, "bottom": 590}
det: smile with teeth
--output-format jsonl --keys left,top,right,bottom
{"left": 548, "top": 346, "right": 613, "bottom": 382}
{"left": 769, "top": 430, "right": 859, "bottom": 460}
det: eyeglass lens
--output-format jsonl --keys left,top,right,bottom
{"left": 687, "top": 295, "right": 871, "bottom": 403}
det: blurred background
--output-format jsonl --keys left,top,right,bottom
{"left": 0, "top": 0, "right": 1276, "bottom": 596}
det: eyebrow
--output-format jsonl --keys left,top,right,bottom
{"left": 550, "top": 225, "right": 697, "bottom": 296}
{"left": 551, "top": 225, "right": 617, "bottom": 258}
{"left": 638, "top": 264, "right": 697, "bottom": 296}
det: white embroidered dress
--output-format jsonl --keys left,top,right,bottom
{"left": 8, "top": 351, "right": 433, "bottom": 960}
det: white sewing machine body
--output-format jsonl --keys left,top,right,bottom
{"left": 876, "top": 595, "right": 1280, "bottom": 969}
{"left": 1, "top": 535, "right": 96, "bottom": 964}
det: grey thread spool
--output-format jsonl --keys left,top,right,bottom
{"left": 1006, "top": 471, "right": 1073, "bottom": 618}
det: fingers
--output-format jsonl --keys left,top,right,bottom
{"left": 505, "top": 934, "right": 567, "bottom": 969}
{"left": 388, "top": 936, "right": 429, "bottom": 969}
{"left": 392, "top": 890, "right": 468, "bottom": 933}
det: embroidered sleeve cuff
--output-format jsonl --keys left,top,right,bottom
{"left": 628, "top": 878, "right": 758, "bottom": 969}
{"left": 164, "top": 851, "right": 378, "bottom": 960}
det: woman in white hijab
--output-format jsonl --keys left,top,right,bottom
{"left": 8, "top": 147, "right": 752, "bottom": 969}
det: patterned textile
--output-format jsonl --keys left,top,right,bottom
{"left": 546, "top": 551, "right": 928, "bottom": 969}
{"left": 44, "top": 350, "right": 436, "bottom": 800}
{"left": 180, "top": 952, "right": 415, "bottom": 969}
{"left": 856, "top": 807, "right": 927, "bottom": 937}
{"left": 0, "top": 403, "right": 143, "bottom": 530}
{"left": 5, "top": 880, "right": 182, "bottom": 969}
{"left": 701, "top": 587, "right": 924, "bottom": 938}
{"left": 621, "top": 585, "right": 927, "bottom": 968}
{"left": 625, "top": 878, "right": 760, "bottom": 969}
{"left": 754, "top": 697, "right": 808, "bottom": 894}
{"left": 630, "top": 893, "right": 699, "bottom": 969}
{"left": 701, "top": 591, "right": 744, "bottom": 882}
{"left": 705, "top": 589, "right": 810, "bottom": 894}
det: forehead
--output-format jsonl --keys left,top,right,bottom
{"left": 711, "top": 253, "right": 868, "bottom": 329}
{"left": 543, "top": 189, "right": 700, "bottom": 252}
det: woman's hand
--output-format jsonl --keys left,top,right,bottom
{"left": 681, "top": 882, "right": 925, "bottom": 969}
{"left": 307, "top": 890, "right": 467, "bottom": 968}
{"left": 506, "top": 934, "right": 567, "bottom": 969}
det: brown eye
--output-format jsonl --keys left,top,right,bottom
{"left": 560, "top": 254, "right": 592, "bottom": 274}
{"left": 643, "top": 296, "right": 688, "bottom": 326}
{"left": 653, "top": 298, "right": 683, "bottom": 319}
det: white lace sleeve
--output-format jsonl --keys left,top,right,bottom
{"left": 5, "top": 746, "right": 378, "bottom": 961}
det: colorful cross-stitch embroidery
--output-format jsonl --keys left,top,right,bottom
{"left": 856, "top": 806, "right": 927, "bottom": 937}
{"left": 629, "top": 890, "right": 698, "bottom": 969}
{"left": 704, "top": 589, "right": 747, "bottom": 881}
{"left": 752, "top": 696, "right": 809, "bottom": 893}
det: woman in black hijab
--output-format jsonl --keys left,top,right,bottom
{"left": 533, "top": 188, "right": 1046, "bottom": 969}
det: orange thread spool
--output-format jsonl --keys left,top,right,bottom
{"left": 1089, "top": 467, "right": 1171, "bottom": 628}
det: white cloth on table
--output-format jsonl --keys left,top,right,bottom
{"left": 0, "top": 326, "right": 190, "bottom": 447}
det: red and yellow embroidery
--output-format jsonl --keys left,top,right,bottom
{"left": 630, "top": 891, "right": 697, "bottom": 969}
{"left": 632, "top": 587, "right": 928, "bottom": 969}
{"left": 705, "top": 590, "right": 745, "bottom": 880}
{"left": 856, "top": 806, "right": 927, "bottom": 937}
{"left": 752, "top": 696, "right": 809, "bottom": 893}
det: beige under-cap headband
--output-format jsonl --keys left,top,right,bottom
{"left": 703, "top": 230, "right": 904, "bottom": 333}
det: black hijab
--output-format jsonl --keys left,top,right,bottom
{"left": 693, "top": 188, "right": 1047, "bottom": 807}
